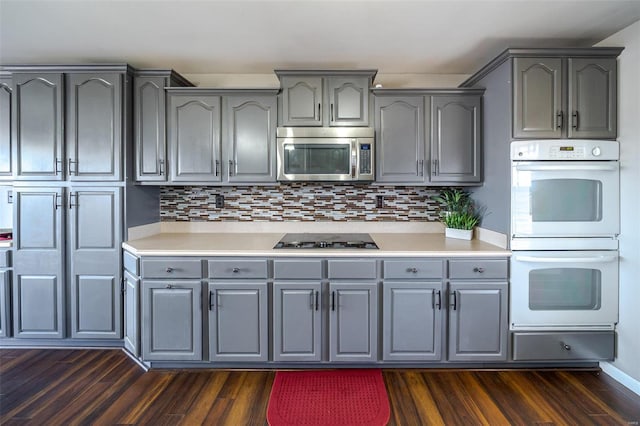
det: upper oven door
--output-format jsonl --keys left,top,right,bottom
{"left": 277, "top": 138, "right": 354, "bottom": 181}
{"left": 511, "top": 161, "right": 619, "bottom": 237}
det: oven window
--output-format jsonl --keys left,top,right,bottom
{"left": 531, "top": 179, "right": 602, "bottom": 222}
{"left": 529, "top": 268, "right": 601, "bottom": 310}
{"left": 284, "top": 144, "right": 350, "bottom": 175}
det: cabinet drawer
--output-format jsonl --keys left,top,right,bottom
{"left": 141, "top": 259, "right": 203, "bottom": 279}
{"left": 208, "top": 260, "right": 268, "bottom": 279}
{"left": 384, "top": 260, "right": 443, "bottom": 279}
{"left": 512, "top": 332, "right": 614, "bottom": 361}
{"left": 123, "top": 251, "right": 139, "bottom": 275}
{"left": 448, "top": 259, "right": 508, "bottom": 279}
{"left": 274, "top": 260, "right": 322, "bottom": 279}
{"left": 328, "top": 260, "right": 376, "bottom": 280}
{"left": 0, "top": 250, "right": 10, "bottom": 268}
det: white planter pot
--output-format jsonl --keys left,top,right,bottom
{"left": 445, "top": 227, "right": 473, "bottom": 240}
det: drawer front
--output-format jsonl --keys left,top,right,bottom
{"left": 448, "top": 259, "right": 508, "bottom": 279}
{"left": 208, "top": 260, "right": 268, "bottom": 279}
{"left": 274, "top": 260, "right": 322, "bottom": 279}
{"left": 123, "top": 250, "right": 139, "bottom": 275}
{"left": 328, "top": 260, "right": 376, "bottom": 280}
{"left": 141, "top": 259, "right": 203, "bottom": 279}
{"left": 512, "top": 332, "right": 614, "bottom": 361}
{"left": 0, "top": 250, "right": 10, "bottom": 268}
{"left": 384, "top": 260, "right": 443, "bottom": 279}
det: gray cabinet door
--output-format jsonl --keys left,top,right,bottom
{"left": 382, "top": 281, "right": 443, "bottom": 361}
{"left": 280, "top": 76, "right": 323, "bottom": 126}
{"left": 12, "top": 187, "right": 64, "bottom": 338}
{"left": 135, "top": 76, "right": 167, "bottom": 181}
{"left": 12, "top": 73, "right": 64, "bottom": 180}
{"left": 329, "top": 282, "right": 378, "bottom": 362}
{"left": 0, "top": 268, "right": 10, "bottom": 337}
{"left": 208, "top": 281, "right": 268, "bottom": 362}
{"left": 0, "top": 76, "right": 12, "bottom": 179}
{"left": 168, "top": 94, "right": 221, "bottom": 182}
{"left": 141, "top": 280, "right": 202, "bottom": 361}
{"left": 224, "top": 95, "right": 277, "bottom": 183}
{"left": 66, "top": 73, "right": 122, "bottom": 181}
{"left": 273, "top": 281, "right": 322, "bottom": 362}
{"left": 328, "top": 76, "right": 369, "bottom": 126}
{"left": 448, "top": 281, "right": 508, "bottom": 362}
{"left": 69, "top": 187, "right": 122, "bottom": 339}
{"left": 568, "top": 58, "right": 617, "bottom": 139}
{"left": 375, "top": 96, "right": 426, "bottom": 183}
{"left": 431, "top": 95, "right": 481, "bottom": 183}
{"left": 124, "top": 270, "right": 139, "bottom": 356}
{"left": 513, "top": 58, "right": 563, "bottom": 139}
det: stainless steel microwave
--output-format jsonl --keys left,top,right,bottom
{"left": 276, "top": 127, "right": 375, "bottom": 182}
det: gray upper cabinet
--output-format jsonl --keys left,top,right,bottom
{"left": 276, "top": 70, "right": 376, "bottom": 127}
{"left": 224, "top": 94, "right": 277, "bottom": 183}
{"left": 513, "top": 54, "right": 618, "bottom": 139}
{"left": 68, "top": 187, "right": 122, "bottom": 339}
{"left": 12, "top": 73, "right": 64, "bottom": 180}
{"left": 375, "top": 96, "right": 426, "bottom": 183}
{"left": 12, "top": 187, "right": 65, "bottom": 338}
{"left": 0, "top": 75, "right": 12, "bottom": 179}
{"left": 568, "top": 58, "right": 617, "bottom": 139}
{"left": 66, "top": 73, "right": 122, "bottom": 181}
{"left": 168, "top": 94, "right": 222, "bottom": 182}
{"left": 430, "top": 95, "right": 481, "bottom": 183}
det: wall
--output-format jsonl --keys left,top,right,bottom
{"left": 596, "top": 20, "right": 640, "bottom": 389}
{"left": 160, "top": 184, "right": 446, "bottom": 222}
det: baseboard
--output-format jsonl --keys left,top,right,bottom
{"left": 600, "top": 362, "right": 640, "bottom": 396}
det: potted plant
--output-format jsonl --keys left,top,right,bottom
{"left": 432, "top": 189, "right": 481, "bottom": 240}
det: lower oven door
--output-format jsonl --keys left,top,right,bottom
{"left": 510, "top": 250, "right": 618, "bottom": 330}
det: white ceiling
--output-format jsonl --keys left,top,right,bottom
{"left": 1, "top": 0, "right": 639, "bottom": 78}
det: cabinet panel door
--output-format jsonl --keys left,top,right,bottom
{"left": 273, "top": 281, "right": 321, "bottom": 362}
{"left": 135, "top": 76, "right": 167, "bottom": 181}
{"left": 513, "top": 58, "right": 563, "bottom": 139}
{"left": 0, "top": 269, "right": 10, "bottom": 337}
{"left": 431, "top": 95, "right": 481, "bottom": 183}
{"left": 568, "top": 58, "right": 617, "bottom": 139}
{"left": 383, "top": 281, "right": 443, "bottom": 361}
{"left": 280, "top": 76, "right": 323, "bottom": 126}
{"left": 375, "top": 96, "right": 426, "bottom": 183}
{"left": 448, "top": 281, "right": 508, "bottom": 361}
{"left": 208, "top": 282, "right": 268, "bottom": 362}
{"left": 69, "top": 187, "right": 122, "bottom": 339}
{"left": 124, "top": 270, "right": 139, "bottom": 356}
{"left": 328, "top": 77, "right": 369, "bottom": 126}
{"left": 225, "top": 95, "right": 277, "bottom": 183}
{"left": 0, "top": 76, "right": 12, "bottom": 179}
{"left": 12, "top": 187, "right": 64, "bottom": 338}
{"left": 168, "top": 95, "right": 221, "bottom": 182}
{"left": 142, "top": 280, "right": 202, "bottom": 361}
{"left": 66, "top": 73, "right": 122, "bottom": 181}
{"left": 12, "top": 73, "right": 64, "bottom": 180}
{"left": 329, "top": 282, "right": 378, "bottom": 362}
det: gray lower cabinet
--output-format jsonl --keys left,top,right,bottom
{"left": 0, "top": 75, "right": 11, "bottom": 179}
{"left": 123, "top": 270, "right": 139, "bottom": 356}
{"left": 329, "top": 282, "right": 378, "bottom": 362}
{"left": 447, "top": 281, "right": 508, "bottom": 361}
{"left": 142, "top": 280, "right": 202, "bottom": 361}
{"left": 0, "top": 249, "right": 11, "bottom": 337}
{"left": 273, "top": 281, "right": 322, "bottom": 362}
{"left": 208, "top": 281, "right": 268, "bottom": 362}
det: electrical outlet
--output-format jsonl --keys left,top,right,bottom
{"left": 376, "top": 195, "right": 383, "bottom": 208}
{"left": 215, "top": 194, "right": 224, "bottom": 208}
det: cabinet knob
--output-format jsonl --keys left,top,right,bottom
{"left": 232, "top": 267, "right": 240, "bottom": 273}
{"left": 166, "top": 284, "right": 173, "bottom": 289}
{"left": 473, "top": 267, "right": 485, "bottom": 273}
{"left": 407, "top": 267, "right": 418, "bottom": 273}
{"left": 166, "top": 267, "right": 174, "bottom": 273}
{"left": 560, "top": 342, "right": 571, "bottom": 351}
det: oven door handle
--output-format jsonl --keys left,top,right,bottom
{"left": 513, "top": 255, "right": 617, "bottom": 263}
{"left": 515, "top": 164, "right": 618, "bottom": 172}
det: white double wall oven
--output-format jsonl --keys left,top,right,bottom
{"left": 510, "top": 140, "right": 620, "bottom": 331}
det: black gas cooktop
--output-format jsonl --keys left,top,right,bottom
{"left": 274, "top": 233, "right": 379, "bottom": 249}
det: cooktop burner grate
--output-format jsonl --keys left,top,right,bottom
{"left": 274, "top": 233, "right": 379, "bottom": 249}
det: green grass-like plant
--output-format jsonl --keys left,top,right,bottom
{"left": 432, "top": 189, "right": 481, "bottom": 230}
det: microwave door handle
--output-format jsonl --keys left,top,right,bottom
{"left": 351, "top": 145, "right": 357, "bottom": 178}
{"left": 515, "top": 164, "right": 618, "bottom": 172}
{"left": 514, "top": 255, "right": 617, "bottom": 263}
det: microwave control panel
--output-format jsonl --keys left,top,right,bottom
{"left": 359, "top": 143, "right": 372, "bottom": 174}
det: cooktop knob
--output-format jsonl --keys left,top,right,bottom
{"left": 592, "top": 146, "right": 602, "bottom": 157}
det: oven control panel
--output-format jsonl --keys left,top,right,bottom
{"left": 511, "top": 140, "right": 619, "bottom": 161}
{"left": 548, "top": 146, "right": 586, "bottom": 159}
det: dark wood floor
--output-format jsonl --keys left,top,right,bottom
{"left": 1, "top": 349, "right": 639, "bottom": 425}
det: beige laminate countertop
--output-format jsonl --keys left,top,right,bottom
{"left": 122, "top": 232, "right": 510, "bottom": 257}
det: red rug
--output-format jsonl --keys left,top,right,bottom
{"left": 267, "top": 369, "right": 390, "bottom": 426}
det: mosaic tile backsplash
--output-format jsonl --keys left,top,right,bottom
{"left": 160, "top": 184, "right": 449, "bottom": 222}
